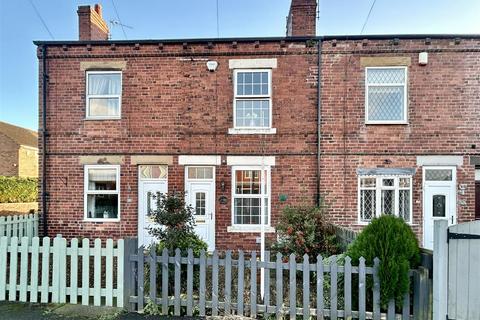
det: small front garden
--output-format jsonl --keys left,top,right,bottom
{"left": 138, "top": 192, "right": 422, "bottom": 318}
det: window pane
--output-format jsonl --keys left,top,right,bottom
{"left": 139, "top": 165, "right": 168, "bottom": 179}
{"left": 88, "top": 73, "right": 121, "bottom": 95}
{"left": 235, "top": 100, "right": 270, "bottom": 128}
{"left": 360, "top": 189, "right": 375, "bottom": 221}
{"left": 234, "top": 197, "right": 261, "bottom": 224}
{"left": 399, "top": 189, "right": 410, "bottom": 221}
{"left": 88, "top": 168, "right": 117, "bottom": 190}
{"left": 399, "top": 178, "right": 410, "bottom": 188}
{"left": 382, "top": 178, "right": 394, "bottom": 187}
{"left": 368, "top": 86, "right": 404, "bottom": 121}
{"left": 188, "top": 167, "right": 213, "bottom": 179}
{"left": 236, "top": 170, "right": 261, "bottom": 194}
{"left": 433, "top": 195, "right": 446, "bottom": 217}
{"left": 367, "top": 68, "right": 405, "bottom": 84}
{"left": 236, "top": 71, "right": 269, "bottom": 96}
{"left": 381, "top": 189, "right": 395, "bottom": 215}
{"left": 88, "top": 98, "right": 120, "bottom": 117}
{"left": 425, "top": 169, "right": 452, "bottom": 181}
{"left": 360, "top": 178, "right": 376, "bottom": 188}
{"left": 195, "top": 192, "right": 206, "bottom": 216}
{"left": 86, "top": 194, "right": 118, "bottom": 219}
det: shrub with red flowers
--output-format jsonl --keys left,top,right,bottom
{"left": 272, "top": 200, "right": 340, "bottom": 258}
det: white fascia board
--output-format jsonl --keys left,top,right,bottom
{"left": 226, "top": 156, "right": 276, "bottom": 166}
{"left": 416, "top": 156, "right": 464, "bottom": 166}
{"left": 178, "top": 155, "right": 221, "bottom": 166}
{"left": 229, "top": 58, "right": 278, "bottom": 69}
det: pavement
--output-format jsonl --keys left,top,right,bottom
{"left": 0, "top": 302, "right": 200, "bottom": 320}
{"left": 0, "top": 302, "right": 255, "bottom": 320}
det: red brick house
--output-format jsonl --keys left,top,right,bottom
{"left": 35, "top": 1, "right": 480, "bottom": 250}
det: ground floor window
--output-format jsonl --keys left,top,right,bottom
{"left": 84, "top": 165, "right": 120, "bottom": 221}
{"left": 232, "top": 166, "right": 270, "bottom": 225}
{"left": 358, "top": 175, "right": 412, "bottom": 223}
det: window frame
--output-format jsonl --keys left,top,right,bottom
{"left": 365, "top": 66, "right": 408, "bottom": 125}
{"left": 85, "top": 70, "right": 122, "bottom": 120}
{"left": 231, "top": 165, "right": 271, "bottom": 228}
{"left": 357, "top": 175, "right": 413, "bottom": 224}
{"left": 233, "top": 69, "right": 273, "bottom": 130}
{"left": 84, "top": 164, "right": 121, "bottom": 222}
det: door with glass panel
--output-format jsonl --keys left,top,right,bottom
{"left": 423, "top": 167, "right": 457, "bottom": 250}
{"left": 138, "top": 165, "right": 168, "bottom": 247}
{"left": 185, "top": 167, "right": 215, "bottom": 251}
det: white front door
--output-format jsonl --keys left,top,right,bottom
{"left": 138, "top": 165, "right": 168, "bottom": 247}
{"left": 423, "top": 167, "right": 457, "bottom": 250}
{"left": 185, "top": 166, "right": 215, "bottom": 251}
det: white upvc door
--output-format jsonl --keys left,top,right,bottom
{"left": 185, "top": 167, "right": 215, "bottom": 251}
{"left": 138, "top": 166, "right": 168, "bottom": 247}
{"left": 423, "top": 166, "right": 457, "bottom": 250}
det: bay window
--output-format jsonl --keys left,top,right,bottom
{"left": 84, "top": 165, "right": 120, "bottom": 221}
{"left": 359, "top": 175, "right": 412, "bottom": 223}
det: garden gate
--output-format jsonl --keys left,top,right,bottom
{"left": 433, "top": 220, "right": 480, "bottom": 320}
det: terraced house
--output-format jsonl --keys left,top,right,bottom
{"left": 35, "top": 0, "right": 480, "bottom": 251}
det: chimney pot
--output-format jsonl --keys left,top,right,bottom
{"left": 94, "top": 4, "right": 102, "bottom": 17}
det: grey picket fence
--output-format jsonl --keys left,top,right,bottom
{"left": 124, "top": 241, "right": 430, "bottom": 319}
{"left": 0, "top": 213, "right": 38, "bottom": 241}
{"left": 0, "top": 236, "right": 124, "bottom": 308}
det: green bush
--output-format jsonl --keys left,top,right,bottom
{"left": 272, "top": 200, "right": 340, "bottom": 257}
{"left": 346, "top": 215, "right": 420, "bottom": 306}
{"left": 148, "top": 191, "right": 208, "bottom": 256}
{"left": 0, "top": 176, "right": 38, "bottom": 203}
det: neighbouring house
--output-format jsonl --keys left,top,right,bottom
{"left": 34, "top": 1, "right": 480, "bottom": 250}
{"left": 0, "top": 121, "right": 38, "bottom": 178}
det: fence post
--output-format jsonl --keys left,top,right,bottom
{"left": 433, "top": 220, "right": 448, "bottom": 320}
{"left": 122, "top": 238, "right": 138, "bottom": 312}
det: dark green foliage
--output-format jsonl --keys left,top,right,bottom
{"left": 0, "top": 176, "right": 38, "bottom": 203}
{"left": 346, "top": 215, "right": 420, "bottom": 306}
{"left": 148, "top": 191, "right": 208, "bottom": 255}
{"left": 272, "top": 201, "right": 340, "bottom": 257}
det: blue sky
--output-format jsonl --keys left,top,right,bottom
{"left": 0, "top": 0, "right": 479, "bottom": 131}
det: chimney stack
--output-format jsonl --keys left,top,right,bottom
{"left": 77, "top": 4, "right": 109, "bottom": 41}
{"left": 286, "top": 0, "right": 317, "bottom": 37}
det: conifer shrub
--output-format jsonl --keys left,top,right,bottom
{"left": 346, "top": 215, "right": 420, "bottom": 306}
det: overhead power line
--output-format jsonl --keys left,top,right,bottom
{"left": 360, "top": 0, "right": 378, "bottom": 35}
{"left": 111, "top": 0, "right": 127, "bottom": 40}
{"left": 28, "top": 0, "right": 55, "bottom": 40}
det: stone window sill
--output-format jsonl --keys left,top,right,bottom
{"left": 227, "top": 225, "right": 275, "bottom": 233}
{"left": 228, "top": 128, "right": 277, "bottom": 135}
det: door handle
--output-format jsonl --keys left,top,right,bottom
{"left": 451, "top": 215, "right": 454, "bottom": 224}
{"left": 210, "top": 212, "right": 213, "bottom": 220}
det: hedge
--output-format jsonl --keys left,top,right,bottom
{"left": 0, "top": 176, "right": 38, "bottom": 203}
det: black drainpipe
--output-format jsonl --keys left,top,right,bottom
{"left": 316, "top": 40, "right": 322, "bottom": 206}
{"left": 41, "top": 45, "right": 48, "bottom": 236}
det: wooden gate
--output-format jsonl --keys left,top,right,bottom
{"left": 433, "top": 220, "right": 480, "bottom": 320}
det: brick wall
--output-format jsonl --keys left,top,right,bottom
{"left": 0, "top": 134, "right": 18, "bottom": 176}
{"left": 37, "top": 37, "right": 480, "bottom": 248}
{"left": 38, "top": 40, "right": 319, "bottom": 249}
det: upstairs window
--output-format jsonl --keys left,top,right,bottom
{"left": 234, "top": 70, "right": 272, "bottom": 129}
{"left": 365, "top": 67, "right": 407, "bottom": 124}
{"left": 358, "top": 176, "right": 412, "bottom": 223}
{"left": 86, "top": 71, "right": 122, "bottom": 119}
